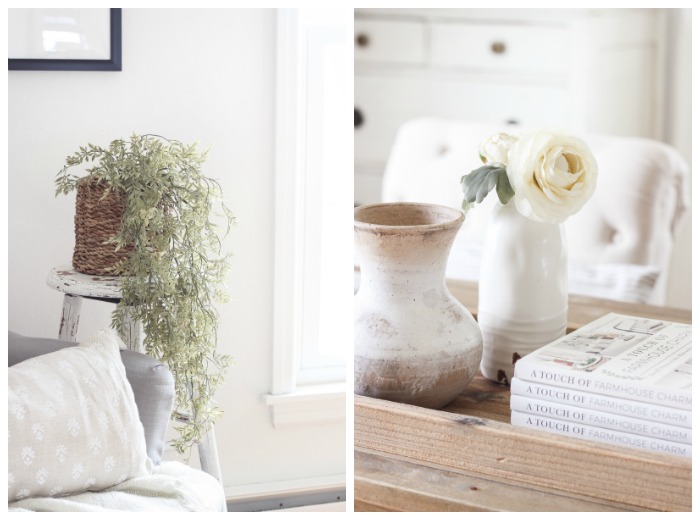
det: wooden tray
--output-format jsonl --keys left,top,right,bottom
{"left": 355, "top": 375, "right": 691, "bottom": 511}
{"left": 355, "top": 281, "right": 692, "bottom": 512}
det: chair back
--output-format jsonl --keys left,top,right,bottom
{"left": 381, "top": 118, "right": 690, "bottom": 305}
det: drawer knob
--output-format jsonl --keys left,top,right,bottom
{"left": 491, "top": 41, "right": 506, "bottom": 54}
{"left": 356, "top": 33, "right": 370, "bottom": 48}
{"left": 355, "top": 108, "right": 364, "bottom": 128}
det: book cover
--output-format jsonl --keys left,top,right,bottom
{"left": 513, "top": 313, "right": 691, "bottom": 410}
{"left": 510, "top": 377, "right": 692, "bottom": 429}
{"left": 511, "top": 410, "right": 691, "bottom": 458}
{"left": 510, "top": 394, "right": 691, "bottom": 444}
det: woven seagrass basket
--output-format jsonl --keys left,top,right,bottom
{"left": 73, "top": 176, "right": 132, "bottom": 275}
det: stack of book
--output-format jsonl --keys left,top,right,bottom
{"left": 510, "top": 312, "right": 691, "bottom": 458}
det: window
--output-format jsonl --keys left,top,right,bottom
{"left": 263, "top": 9, "right": 351, "bottom": 427}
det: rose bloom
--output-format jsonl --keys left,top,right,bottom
{"left": 479, "top": 132, "right": 517, "bottom": 165}
{"left": 506, "top": 130, "right": 598, "bottom": 223}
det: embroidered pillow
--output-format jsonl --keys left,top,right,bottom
{"left": 8, "top": 330, "right": 151, "bottom": 502}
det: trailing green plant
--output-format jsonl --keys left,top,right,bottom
{"left": 56, "top": 134, "right": 235, "bottom": 454}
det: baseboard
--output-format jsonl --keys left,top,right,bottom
{"left": 267, "top": 502, "right": 346, "bottom": 512}
{"left": 225, "top": 474, "right": 345, "bottom": 512}
{"left": 227, "top": 490, "right": 345, "bottom": 512}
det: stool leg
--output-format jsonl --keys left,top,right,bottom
{"left": 198, "top": 427, "right": 223, "bottom": 484}
{"left": 59, "top": 294, "right": 82, "bottom": 342}
{"left": 117, "top": 306, "right": 142, "bottom": 353}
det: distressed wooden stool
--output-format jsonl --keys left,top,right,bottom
{"left": 47, "top": 265, "right": 141, "bottom": 349}
{"left": 46, "top": 264, "right": 223, "bottom": 483}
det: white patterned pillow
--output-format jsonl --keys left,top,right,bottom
{"left": 8, "top": 330, "right": 152, "bottom": 502}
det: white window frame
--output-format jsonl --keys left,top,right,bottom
{"left": 263, "top": 8, "right": 351, "bottom": 427}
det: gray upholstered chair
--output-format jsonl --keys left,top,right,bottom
{"left": 7, "top": 331, "right": 227, "bottom": 512}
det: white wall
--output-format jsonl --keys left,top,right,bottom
{"left": 8, "top": 8, "right": 345, "bottom": 495}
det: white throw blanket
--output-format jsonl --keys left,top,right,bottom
{"left": 8, "top": 461, "right": 227, "bottom": 512}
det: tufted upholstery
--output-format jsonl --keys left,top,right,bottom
{"left": 381, "top": 118, "right": 690, "bottom": 305}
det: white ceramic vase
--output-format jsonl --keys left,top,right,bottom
{"left": 478, "top": 200, "right": 568, "bottom": 384}
{"left": 354, "top": 203, "right": 483, "bottom": 409}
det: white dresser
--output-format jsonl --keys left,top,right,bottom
{"left": 354, "top": 8, "right": 668, "bottom": 205}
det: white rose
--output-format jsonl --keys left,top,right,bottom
{"left": 506, "top": 130, "right": 598, "bottom": 223}
{"left": 479, "top": 132, "right": 517, "bottom": 165}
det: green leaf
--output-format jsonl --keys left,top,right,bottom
{"left": 460, "top": 164, "right": 505, "bottom": 205}
{"left": 495, "top": 168, "right": 515, "bottom": 205}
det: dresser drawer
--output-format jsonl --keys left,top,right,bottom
{"left": 355, "top": 75, "right": 569, "bottom": 163}
{"left": 355, "top": 19, "right": 425, "bottom": 64}
{"left": 430, "top": 22, "right": 570, "bottom": 75}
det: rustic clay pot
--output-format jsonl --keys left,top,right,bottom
{"left": 354, "top": 202, "right": 483, "bottom": 408}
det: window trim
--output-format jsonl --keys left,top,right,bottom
{"left": 271, "top": 8, "right": 302, "bottom": 398}
{"left": 265, "top": 8, "right": 346, "bottom": 427}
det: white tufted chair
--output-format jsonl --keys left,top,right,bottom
{"left": 380, "top": 118, "right": 690, "bottom": 305}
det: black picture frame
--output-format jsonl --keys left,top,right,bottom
{"left": 9, "top": 8, "right": 122, "bottom": 71}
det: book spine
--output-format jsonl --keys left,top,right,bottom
{"left": 510, "top": 410, "right": 691, "bottom": 458}
{"left": 510, "top": 394, "right": 691, "bottom": 445}
{"left": 513, "top": 358, "right": 692, "bottom": 410}
{"left": 510, "top": 377, "right": 692, "bottom": 429}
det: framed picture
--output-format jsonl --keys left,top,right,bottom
{"left": 8, "top": 8, "right": 121, "bottom": 71}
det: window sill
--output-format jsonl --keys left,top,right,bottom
{"left": 263, "top": 383, "right": 346, "bottom": 427}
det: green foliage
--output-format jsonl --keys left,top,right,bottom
{"left": 56, "top": 134, "right": 235, "bottom": 454}
{"left": 495, "top": 168, "right": 515, "bottom": 205}
{"left": 460, "top": 164, "right": 514, "bottom": 211}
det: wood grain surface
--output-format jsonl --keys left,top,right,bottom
{"left": 355, "top": 282, "right": 693, "bottom": 512}
{"left": 355, "top": 449, "right": 650, "bottom": 512}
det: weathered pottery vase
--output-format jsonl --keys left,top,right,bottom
{"left": 478, "top": 200, "right": 568, "bottom": 385}
{"left": 354, "top": 203, "right": 483, "bottom": 408}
